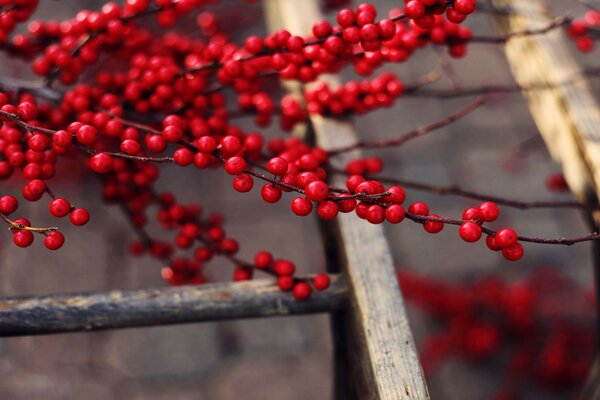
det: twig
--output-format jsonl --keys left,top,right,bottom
{"left": 327, "top": 98, "right": 484, "bottom": 155}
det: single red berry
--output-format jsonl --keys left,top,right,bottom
{"left": 454, "top": 0, "right": 476, "bottom": 15}
{"left": 89, "top": 153, "right": 113, "bottom": 174}
{"left": 232, "top": 174, "right": 254, "bottom": 192}
{"left": 408, "top": 201, "right": 429, "bottom": 216}
{"left": 385, "top": 204, "right": 405, "bottom": 224}
{"left": 495, "top": 228, "right": 518, "bottom": 248}
{"left": 423, "top": 214, "right": 444, "bottom": 233}
{"left": 162, "top": 125, "right": 183, "bottom": 142}
{"left": 278, "top": 276, "right": 294, "bottom": 291}
{"left": 76, "top": 125, "right": 97, "bottom": 145}
{"left": 221, "top": 135, "right": 242, "bottom": 156}
{"left": 197, "top": 136, "right": 217, "bottom": 153}
{"left": 261, "top": 184, "right": 282, "bottom": 203}
{"left": 313, "top": 274, "right": 331, "bottom": 291}
{"left": 267, "top": 157, "right": 288, "bottom": 175}
{"left": 305, "top": 180, "right": 329, "bottom": 202}
{"left": 291, "top": 197, "right": 313, "bottom": 216}
{"left": 317, "top": 201, "right": 339, "bottom": 220}
{"left": 459, "top": 222, "right": 482, "bottom": 243}
{"left": 13, "top": 230, "right": 34, "bottom": 248}
{"left": 224, "top": 156, "right": 247, "bottom": 175}
{"left": 485, "top": 235, "right": 502, "bottom": 251}
{"left": 70, "top": 208, "right": 90, "bottom": 226}
{"left": 387, "top": 186, "right": 406, "bottom": 204}
{"left": 274, "top": 259, "right": 296, "bottom": 276}
{"left": 44, "top": 231, "right": 65, "bottom": 250}
{"left": 366, "top": 204, "right": 385, "bottom": 224}
{"left": 173, "top": 148, "right": 193, "bottom": 166}
{"left": 254, "top": 251, "right": 273, "bottom": 269}
{"left": 502, "top": 242, "right": 524, "bottom": 261}
{"left": 293, "top": 282, "right": 312, "bottom": 300}
{"left": 0, "top": 195, "right": 18, "bottom": 215}
{"left": 405, "top": 1, "right": 426, "bottom": 19}
{"left": 49, "top": 198, "right": 71, "bottom": 217}
{"left": 462, "top": 207, "right": 482, "bottom": 221}
{"left": 479, "top": 202, "right": 499, "bottom": 222}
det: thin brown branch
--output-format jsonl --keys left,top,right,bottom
{"left": 0, "top": 213, "right": 57, "bottom": 233}
{"left": 405, "top": 212, "right": 600, "bottom": 246}
{"left": 327, "top": 97, "right": 484, "bottom": 155}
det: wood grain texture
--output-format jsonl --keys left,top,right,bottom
{"left": 264, "top": 1, "right": 430, "bottom": 399}
{"left": 0, "top": 275, "right": 347, "bottom": 337}
{"left": 490, "top": 0, "right": 600, "bottom": 208}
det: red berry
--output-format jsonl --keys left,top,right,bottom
{"left": 408, "top": 201, "right": 429, "bottom": 216}
{"left": 224, "top": 156, "right": 247, "bottom": 175}
{"left": 49, "top": 198, "right": 71, "bottom": 217}
{"left": 13, "top": 230, "right": 34, "bottom": 248}
{"left": 293, "top": 282, "right": 312, "bottom": 300}
{"left": 459, "top": 222, "right": 482, "bottom": 243}
{"left": 479, "top": 202, "right": 499, "bottom": 222}
{"left": 197, "top": 136, "right": 217, "bottom": 153}
{"left": 387, "top": 186, "right": 406, "bottom": 204}
{"left": 278, "top": 276, "right": 294, "bottom": 291}
{"left": 462, "top": 207, "right": 482, "bottom": 221}
{"left": 313, "top": 274, "right": 331, "bottom": 291}
{"left": 44, "top": 231, "right": 65, "bottom": 250}
{"left": 405, "top": 1, "right": 426, "bottom": 19}
{"left": 317, "top": 200, "right": 339, "bottom": 220}
{"left": 502, "top": 242, "right": 524, "bottom": 261}
{"left": 261, "top": 184, "right": 282, "bottom": 203}
{"left": 76, "top": 125, "right": 97, "bottom": 145}
{"left": 366, "top": 204, "right": 385, "bottom": 224}
{"left": 173, "top": 148, "right": 193, "bottom": 166}
{"left": 305, "top": 180, "right": 329, "bottom": 202}
{"left": 89, "top": 152, "right": 113, "bottom": 173}
{"left": 485, "top": 235, "right": 502, "bottom": 251}
{"left": 254, "top": 251, "right": 273, "bottom": 269}
{"left": 495, "top": 228, "right": 518, "bottom": 248}
{"left": 0, "top": 195, "right": 18, "bottom": 215}
{"left": 385, "top": 204, "right": 405, "bottom": 224}
{"left": 454, "top": 0, "right": 476, "bottom": 15}
{"left": 274, "top": 259, "right": 295, "bottom": 276}
{"left": 267, "top": 157, "right": 288, "bottom": 175}
{"left": 232, "top": 174, "right": 254, "bottom": 192}
{"left": 291, "top": 197, "right": 313, "bottom": 216}
{"left": 70, "top": 208, "right": 90, "bottom": 226}
{"left": 423, "top": 214, "right": 444, "bottom": 233}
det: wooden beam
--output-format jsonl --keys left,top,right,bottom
{"left": 490, "top": 0, "right": 600, "bottom": 209}
{"left": 0, "top": 275, "right": 347, "bottom": 337}
{"left": 490, "top": 2, "right": 600, "bottom": 399}
{"left": 264, "top": 1, "right": 430, "bottom": 399}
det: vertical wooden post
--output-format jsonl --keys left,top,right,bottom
{"left": 264, "top": 1, "right": 430, "bottom": 399}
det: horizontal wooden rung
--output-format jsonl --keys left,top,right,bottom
{"left": 0, "top": 274, "right": 348, "bottom": 337}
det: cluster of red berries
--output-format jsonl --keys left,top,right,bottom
{"left": 0, "top": 0, "right": 38, "bottom": 45}
{"left": 304, "top": 72, "right": 405, "bottom": 116}
{"left": 457, "top": 202, "right": 524, "bottom": 261}
{"left": 567, "top": 10, "right": 600, "bottom": 53}
{"left": 398, "top": 267, "right": 594, "bottom": 397}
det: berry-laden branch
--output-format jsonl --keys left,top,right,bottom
{"left": 0, "top": 0, "right": 598, "bottom": 299}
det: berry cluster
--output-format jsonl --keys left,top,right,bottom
{"left": 304, "top": 72, "right": 405, "bottom": 116}
{"left": 0, "top": 0, "right": 38, "bottom": 45}
{"left": 1, "top": 0, "right": 597, "bottom": 301}
{"left": 567, "top": 10, "right": 600, "bottom": 53}
{"left": 398, "top": 267, "right": 594, "bottom": 397}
